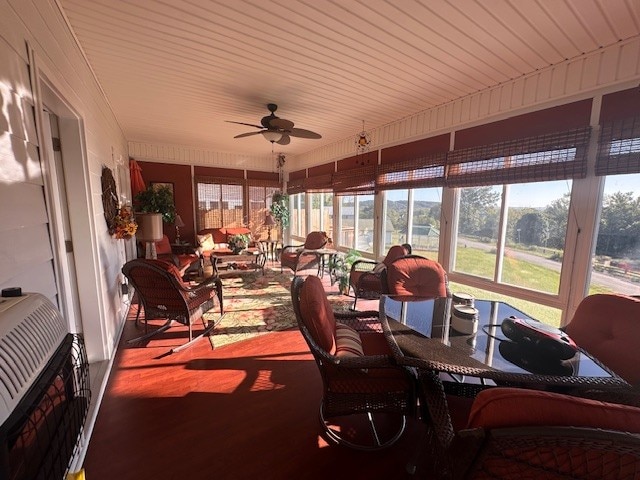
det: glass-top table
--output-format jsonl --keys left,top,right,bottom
{"left": 380, "top": 295, "right": 634, "bottom": 468}
{"left": 380, "top": 295, "right": 629, "bottom": 388}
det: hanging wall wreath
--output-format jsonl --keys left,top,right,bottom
{"left": 102, "top": 166, "right": 137, "bottom": 239}
{"left": 102, "top": 166, "right": 118, "bottom": 231}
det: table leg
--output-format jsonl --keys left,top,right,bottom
{"left": 409, "top": 369, "right": 455, "bottom": 477}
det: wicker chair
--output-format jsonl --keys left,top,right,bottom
{"left": 291, "top": 275, "right": 416, "bottom": 450}
{"left": 348, "top": 244, "right": 410, "bottom": 310}
{"left": 448, "top": 388, "right": 640, "bottom": 479}
{"left": 122, "top": 259, "right": 223, "bottom": 353}
{"left": 383, "top": 254, "right": 449, "bottom": 298}
{"left": 280, "top": 231, "right": 328, "bottom": 275}
{"left": 564, "top": 293, "right": 640, "bottom": 386}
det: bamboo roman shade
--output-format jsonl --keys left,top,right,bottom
{"left": 332, "top": 163, "right": 376, "bottom": 195}
{"left": 596, "top": 88, "right": 640, "bottom": 176}
{"left": 286, "top": 169, "right": 306, "bottom": 194}
{"left": 376, "top": 134, "right": 449, "bottom": 191}
{"left": 376, "top": 152, "right": 447, "bottom": 190}
{"left": 333, "top": 151, "right": 377, "bottom": 195}
{"left": 304, "top": 162, "right": 334, "bottom": 192}
{"left": 596, "top": 115, "right": 640, "bottom": 176}
{"left": 446, "top": 126, "right": 591, "bottom": 187}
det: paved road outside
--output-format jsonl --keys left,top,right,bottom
{"left": 457, "top": 238, "right": 639, "bottom": 295}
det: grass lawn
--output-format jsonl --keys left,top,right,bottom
{"left": 445, "top": 246, "right": 613, "bottom": 326}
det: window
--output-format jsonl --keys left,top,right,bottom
{"left": 248, "top": 184, "right": 279, "bottom": 240}
{"left": 196, "top": 179, "right": 243, "bottom": 229}
{"left": 291, "top": 193, "right": 305, "bottom": 238}
{"left": 309, "top": 192, "right": 333, "bottom": 239}
{"left": 454, "top": 180, "right": 571, "bottom": 297}
{"left": 356, "top": 194, "right": 375, "bottom": 252}
{"left": 383, "top": 189, "right": 409, "bottom": 251}
{"left": 589, "top": 173, "right": 640, "bottom": 295}
{"left": 338, "top": 195, "right": 354, "bottom": 247}
{"left": 410, "top": 188, "right": 442, "bottom": 257}
{"left": 382, "top": 188, "right": 442, "bottom": 256}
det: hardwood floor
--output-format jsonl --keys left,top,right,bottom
{"left": 83, "top": 272, "right": 427, "bottom": 479}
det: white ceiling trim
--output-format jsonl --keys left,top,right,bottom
{"left": 296, "top": 37, "right": 640, "bottom": 168}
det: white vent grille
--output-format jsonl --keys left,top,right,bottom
{"left": 0, "top": 294, "right": 67, "bottom": 424}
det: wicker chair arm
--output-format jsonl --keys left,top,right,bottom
{"left": 281, "top": 243, "right": 305, "bottom": 253}
{"left": 181, "top": 276, "right": 222, "bottom": 307}
{"left": 335, "top": 311, "right": 383, "bottom": 333}
{"left": 350, "top": 259, "right": 378, "bottom": 273}
{"left": 330, "top": 353, "right": 397, "bottom": 369}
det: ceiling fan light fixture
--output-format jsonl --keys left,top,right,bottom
{"left": 262, "top": 130, "right": 283, "bottom": 142}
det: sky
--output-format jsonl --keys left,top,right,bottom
{"left": 385, "top": 173, "right": 639, "bottom": 208}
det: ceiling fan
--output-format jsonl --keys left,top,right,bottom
{"left": 227, "top": 103, "right": 322, "bottom": 145}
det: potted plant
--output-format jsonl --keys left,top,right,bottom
{"left": 134, "top": 185, "right": 176, "bottom": 223}
{"left": 228, "top": 233, "right": 251, "bottom": 254}
{"left": 333, "top": 249, "right": 360, "bottom": 295}
{"left": 270, "top": 192, "right": 289, "bottom": 240}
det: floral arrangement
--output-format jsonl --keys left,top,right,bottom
{"left": 228, "top": 233, "right": 250, "bottom": 254}
{"left": 110, "top": 205, "right": 138, "bottom": 239}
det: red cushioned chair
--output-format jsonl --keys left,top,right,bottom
{"left": 383, "top": 254, "right": 449, "bottom": 298}
{"left": 291, "top": 275, "right": 416, "bottom": 450}
{"left": 349, "top": 244, "right": 411, "bottom": 310}
{"left": 564, "top": 293, "right": 640, "bottom": 386}
{"left": 447, "top": 388, "right": 640, "bottom": 479}
{"left": 138, "top": 235, "right": 201, "bottom": 279}
{"left": 280, "top": 231, "right": 328, "bottom": 275}
{"left": 122, "top": 259, "right": 223, "bottom": 353}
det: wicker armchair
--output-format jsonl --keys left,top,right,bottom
{"left": 348, "top": 244, "right": 410, "bottom": 310}
{"left": 383, "top": 254, "right": 449, "bottom": 298}
{"left": 122, "top": 259, "right": 223, "bottom": 353}
{"left": 291, "top": 275, "right": 416, "bottom": 450}
{"left": 280, "top": 231, "right": 328, "bottom": 275}
{"left": 448, "top": 388, "right": 640, "bottom": 479}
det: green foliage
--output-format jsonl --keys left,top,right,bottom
{"left": 333, "top": 249, "right": 360, "bottom": 291}
{"left": 271, "top": 192, "right": 290, "bottom": 227}
{"left": 597, "top": 191, "right": 640, "bottom": 257}
{"left": 514, "top": 212, "right": 549, "bottom": 246}
{"left": 134, "top": 185, "right": 176, "bottom": 223}
{"left": 459, "top": 187, "right": 501, "bottom": 237}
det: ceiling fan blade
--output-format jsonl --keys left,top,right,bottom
{"left": 226, "top": 121, "right": 264, "bottom": 129}
{"left": 234, "top": 131, "right": 263, "bottom": 139}
{"left": 276, "top": 134, "right": 291, "bottom": 146}
{"left": 287, "top": 128, "right": 322, "bottom": 139}
{"left": 270, "top": 117, "right": 294, "bottom": 130}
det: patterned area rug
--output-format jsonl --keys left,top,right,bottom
{"left": 204, "top": 267, "right": 353, "bottom": 349}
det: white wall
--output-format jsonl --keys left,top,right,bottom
{"left": 0, "top": 0, "right": 130, "bottom": 364}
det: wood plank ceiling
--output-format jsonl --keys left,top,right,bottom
{"left": 58, "top": 0, "right": 640, "bottom": 159}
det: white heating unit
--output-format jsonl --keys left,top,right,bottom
{"left": 0, "top": 290, "right": 90, "bottom": 479}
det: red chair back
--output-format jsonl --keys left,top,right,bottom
{"left": 385, "top": 255, "right": 448, "bottom": 298}
{"left": 565, "top": 294, "right": 640, "bottom": 385}
{"left": 383, "top": 245, "right": 410, "bottom": 267}
{"left": 304, "top": 231, "right": 328, "bottom": 249}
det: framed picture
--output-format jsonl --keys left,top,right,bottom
{"left": 150, "top": 182, "right": 174, "bottom": 198}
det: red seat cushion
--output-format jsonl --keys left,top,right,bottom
{"left": 467, "top": 388, "right": 640, "bottom": 433}
{"left": 299, "top": 276, "right": 336, "bottom": 353}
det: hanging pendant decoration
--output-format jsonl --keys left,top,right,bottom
{"left": 355, "top": 120, "right": 371, "bottom": 155}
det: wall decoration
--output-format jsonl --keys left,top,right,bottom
{"left": 150, "top": 182, "right": 174, "bottom": 196}
{"left": 101, "top": 166, "right": 119, "bottom": 232}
